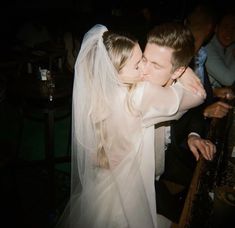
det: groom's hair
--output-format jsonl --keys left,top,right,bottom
{"left": 147, "top": 22, "right": 195, "bottom": 72}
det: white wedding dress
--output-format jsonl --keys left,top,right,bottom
{"left": 57, "top": 81, "right": 202, "bottom": 228}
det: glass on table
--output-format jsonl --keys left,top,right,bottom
{"left": 46, "top": 71, "right": 55, "bottom": 101}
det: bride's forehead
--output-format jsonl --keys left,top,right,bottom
{"left": 130, "top": 44, "right": 142, "bottom": 60}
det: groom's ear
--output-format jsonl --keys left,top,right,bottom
{"left": 171, "top": 66, "right": 186, "bottom": 80}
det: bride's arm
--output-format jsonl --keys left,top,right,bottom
{"left": 139, "top": 73, "right": 205, "bottom": 127}
{"left": 177, "top": 67, "right": 206, "bottom": 99}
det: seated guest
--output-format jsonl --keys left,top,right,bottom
{"left": 187, "top": 3, "right": 234, "bottom": 118}
{"left": 205, "top": 9, "right": 235, "bottom": 87}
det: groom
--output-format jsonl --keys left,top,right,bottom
{"left": 141, "top": 21, "right": 216, "bottom": 225}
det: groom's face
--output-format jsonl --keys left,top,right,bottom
{"left": 141, "top": 43, "right": 175, "bottom": 86}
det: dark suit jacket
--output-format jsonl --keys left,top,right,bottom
{"left": 155, "top": 58, "right": 215, "bottom": 223}
{"left": 160, "top": 56, "right": 215, "bottom": 183}
{"left": 155, "top": 102, "right": 214, "bottom": 223}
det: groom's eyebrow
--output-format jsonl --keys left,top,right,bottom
{"left": 151, "top": 61, "right": 163, "bottom": 68}
{"left": 143, "top": 54, "right": 163, "bottom": 68}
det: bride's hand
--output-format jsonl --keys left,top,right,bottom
{"left": 178, "top": 67, "right": 206, "bottom": 98}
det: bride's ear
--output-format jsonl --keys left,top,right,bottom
{"left": 171, "top": 66, "right": 186, "bottom": 80}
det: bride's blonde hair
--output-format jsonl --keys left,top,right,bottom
{"left": 96, "top": 31, "right": 139, "bottom": 169}
{"left": 103, "top": 31, "right": 139, "bottom": 113}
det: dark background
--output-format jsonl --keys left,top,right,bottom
{"left": 1, "top": 0, "right": 231, "bottom": 46}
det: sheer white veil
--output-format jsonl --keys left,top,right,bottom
{"left": 56, "top": 24, "right": 126, "bottom": 227}
{"left": 56, "top": 24, "right": 155, "bottom": 228}
{"left": 71, "top": 24, "right": 121, "bottom": 194}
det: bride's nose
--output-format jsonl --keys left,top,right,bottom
{"left": 138, "top": 59, "right": 148, "bottom": 75}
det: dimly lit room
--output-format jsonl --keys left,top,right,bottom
{"left": 0, "top": 0, "right": 235, "bottom": 227}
